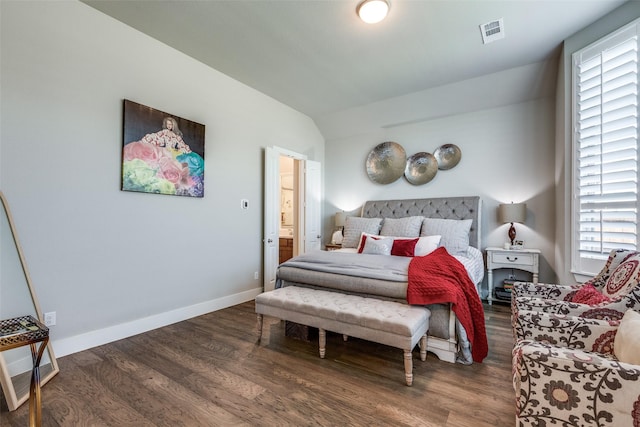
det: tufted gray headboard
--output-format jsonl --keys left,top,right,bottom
{"left": 360, "top": 196, "right": 482, "bottom": 249}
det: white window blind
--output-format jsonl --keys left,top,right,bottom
{"left": 573, "top": 20, "right": 640, "bottom": 275}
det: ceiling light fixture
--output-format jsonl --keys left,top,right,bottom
{"left": 357, "top": 0, "right": 390, "bottom": 24}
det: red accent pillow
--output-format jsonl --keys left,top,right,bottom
{"left": 391, "top": 238, "right": 419, "bottom": 257}
{"left": 571, "top": 284, "right": 611, "bottom": 305}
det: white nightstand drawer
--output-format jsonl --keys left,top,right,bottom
{"left": 491, "top": 252, "right": 534, "bottom": 266}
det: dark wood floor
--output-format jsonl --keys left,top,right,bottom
{"left": 1, "top": 301, "right": 515, "bottom": 426}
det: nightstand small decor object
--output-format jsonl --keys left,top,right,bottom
{"left": 510, "top": 240, "right": 524, "bottom": 250}
{"left": 331, "top": 230, "right": 343, "bottom": 245}
{"left": 498, "top": 202, "right": 526, "bottom": 246}
{"left": 486, "top": 247, "right": 540, "bottom": 305}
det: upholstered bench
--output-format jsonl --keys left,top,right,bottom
{"left": 255, "top": 286, "right": 431, "bottom": 386}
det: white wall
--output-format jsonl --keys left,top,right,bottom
{"left": 322, "top": 72, "right": 558, "bottom": 293}
{"left": 0, "top": 1, "right": 324, "bottom": 356}
{"left": 555, "top": 2, "right": 640, "bottom": 283}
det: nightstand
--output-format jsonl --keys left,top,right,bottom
{"left": 486, "top": 247, "right": 540, "bottom": 305}
{"left": 325, "top": 243, "right": 342, "bottom": 251}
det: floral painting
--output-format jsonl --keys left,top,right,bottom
{"left": 122, "top": 100, "right": 205, "bottom": 197}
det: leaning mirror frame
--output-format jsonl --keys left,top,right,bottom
{"left": 0, "top": 191, "right": 59, "bottom": 411}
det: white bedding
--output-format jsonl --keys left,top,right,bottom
{"left": 332, "top": 246, "right": 485, "bottom": 291}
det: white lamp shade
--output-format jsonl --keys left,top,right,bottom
{"left": 334, "top": 211, "right": 347, "bottom": 227}
{"left": 357, "top": 0, "right": 390, "bottom": 24}
{"left": 498, "top": 203, "right": 526, "bottom": 224}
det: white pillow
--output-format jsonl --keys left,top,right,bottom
{"left": 361, "top": 236, "right": 393, "bottom": 255}
{"left": 356, "top": 232, "right": 377, "bottom": 253}
{"left": 414, "top": 235, "right": 442, "bottom": 256}
{"left": 380, "top": 216, "right": 424, "bottom": 237}
{"left": 614, "top": 309, "right": 640, "bottom": 365}
{"left": 420, "top": 218, "right": 472, "bottom": 255}
{"left": 342, "top": 217, "right": 382, "bottom": 248}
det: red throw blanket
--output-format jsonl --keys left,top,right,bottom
{"left": 407, "top": 247, "right": 488, "bottom": 362}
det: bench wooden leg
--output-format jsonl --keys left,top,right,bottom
{"left": 256, "top": 314, "right": 263, "bottom": 340}
{"left": 404, "top": 350, "right": 413, "bottom": 386}
{"left": 319, "top": 328, "right": 326, "bottom": 358}
{"left": 419, "top": 334, "right": 427, "bottom": 361}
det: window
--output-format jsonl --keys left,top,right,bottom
{"left": 572, "top": 19, "right": 640, "bottom": 276}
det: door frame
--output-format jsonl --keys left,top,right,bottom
{"left": 263, "top": 146, "right": 307, "bottom": 292}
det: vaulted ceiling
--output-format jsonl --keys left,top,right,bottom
{"left": 84, "top": 0, "right": 627, "bottom": 121}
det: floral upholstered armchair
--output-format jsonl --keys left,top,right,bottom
{"left": 513, "top": 310, "right": 640, "bottom": 426}
{"left": 512, "top": 249, "right": 640, "bottom": 321}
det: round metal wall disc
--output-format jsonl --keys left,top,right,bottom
{"left": 365, "top": 141, "right": 407, "bottom": 184}
{"left": 404, "top": 152, "right": 438, "bottom": 185}
{"left": 434, "top": 144, "right": 462, "bottom": 170}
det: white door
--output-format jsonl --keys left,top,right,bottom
{"left": 304, "top": 160, "right": 322, "bottom": 252}
{"left": 263, "top": 147, "right": 279, "bottom": 292}
{"left": 264, "top": 147, "right": 321, "bottom": 292}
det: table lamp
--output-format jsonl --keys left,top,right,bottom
{"left": 332, "top": 211, "right": 347, "bottom": 244}
{"left": 335, "top": 211, "right": 346, "bottom": 231}
{"left": 498, "top": 202, "right": 526, "bottom": 246}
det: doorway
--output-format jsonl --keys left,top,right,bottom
{"left": 279, "top": 155, "right": 297, "bottom": 264}
{"left": 263, "top": 147, "right": 321, "bottom": 292}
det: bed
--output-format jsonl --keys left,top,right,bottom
{"left": 275, "top": 196, "right": 485, "bottom": 364}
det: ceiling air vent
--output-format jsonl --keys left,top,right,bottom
{"left": 480, "top": 18, "right": 505, "bottom": 44}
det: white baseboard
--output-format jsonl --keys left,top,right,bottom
{"left": 52, "top": 287, "right": 263, "bottom": 358}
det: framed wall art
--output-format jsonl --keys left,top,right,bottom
{"left": 122, "top": 100, "right": 205, "bottom": 197}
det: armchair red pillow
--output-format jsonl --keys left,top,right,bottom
{"left": 571, "top": 284, "right": 612, "bottom": 305}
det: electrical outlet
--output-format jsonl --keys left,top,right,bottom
{"left": 44, "top": 311, "right": 56, "bottom": 326}
{"left": 254, "top": 271, "right": 259, "bottom": 280}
